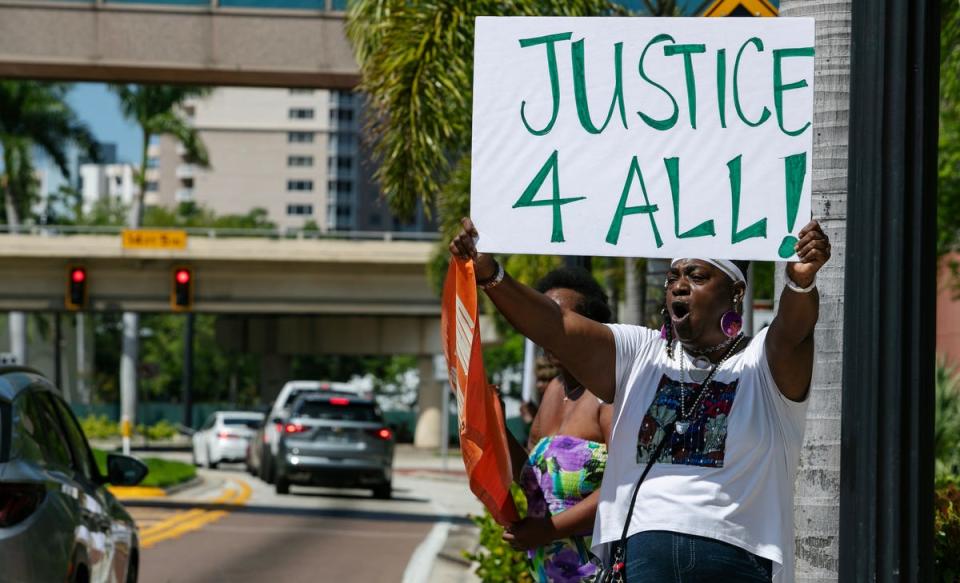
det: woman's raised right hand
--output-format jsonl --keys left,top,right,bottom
{"left": 448, "top": 217, "right": 498, "bottom": 281}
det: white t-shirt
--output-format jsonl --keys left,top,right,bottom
{"left": 592, "top": 325, "right": 808, "bottom": 582}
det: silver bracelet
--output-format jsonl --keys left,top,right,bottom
{"left": 785, "top": 274, "right": 817, "bottom": 293}
{"left": 479, "top": 261, "right": 505, "bottom": 291}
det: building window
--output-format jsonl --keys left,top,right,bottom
{"left": 288, "top": 132, "right": 315, "bottom": 143}
{"left": 287, "top": 204, "right": 314, "bottom": 216}
{"left": 337, "top": 156, "right": 352, "bottom": 171}
{"left": 289, "top": 89, "right": 314, "bottom": 95}
{"left": 336, "top": 205, "right": 351, "bottom": 218}
{"left": 333, "top": 133, "right": 355, "bottom": 147}
{"left": 327, "top": 179, "right": 353, "bottom": 195}
{"left": 288, "top": 155, "right": 314, "bottom": 167}
{"left": 287, "top": 180, "right": 314, "bottom": 192}
{"left": 329, "top": 108, "right": 355, "bottom": 122}
{"left": 145, "top": 181, "right": 159, "bottom": 192}
{"left": 289, "top": 108, "right": 315, "bottom": 120}
{"left": 146, "top": 158, "right": 159, "bottom": 169}
{"left": 181, "top": 178, "right": 194, "bottom": 188}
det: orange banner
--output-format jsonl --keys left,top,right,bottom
{"left": 441, "top": 259, "right": 519, "bottom": 526}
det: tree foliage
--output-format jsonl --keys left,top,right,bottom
{"left": 346, "top": 0, "right": 627, "bottom": 223}
{"left": 940, "top": 0, "right": 960, "bottom": 257}
{"left": 109, "top": 84, "right": 211, "bottom": 227}
{"left": 0, "top": 81, "right": 98, "bottom": 226}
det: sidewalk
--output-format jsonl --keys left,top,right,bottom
{"left": 393, "top": 445, "right": 483, "bottom": 583}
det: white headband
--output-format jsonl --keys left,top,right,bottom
{"left": 670, "top": 258, "right": 746, "bottom": 284}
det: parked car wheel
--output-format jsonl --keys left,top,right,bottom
{"left": 275, "top": 476, "right": 290, "bottom": 495}
{"left": 126, "top": 549, "right": 139, "bottom": 583}
{"left": 261, "top": 458, "right": 275, "bottom": 484}
{"left": 206, "top": 447, "right": 219, "bottom": 470}
{"left": 372, "top": 482, "right": 392, "bottom": 500}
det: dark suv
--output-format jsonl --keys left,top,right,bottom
{"left": 274, "top": 394, "right": 395, "bottom": 498}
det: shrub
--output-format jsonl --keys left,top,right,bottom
{"left": 81, "top": 415, "right": 119, "bottom": 440}
{"left": 935, "top": 480, "right": 960, "bottom": 582}
{"left": 463, "top": 511, "right": 533, "bottom": 583}
{"left": 936, "top": 363, "right": 960, "bottom": 477}
{"left": 463, "top": 485, "right": 533, "bottom": 583}
{"left": 80, "top": 415, "right": 179, "bottom": 441}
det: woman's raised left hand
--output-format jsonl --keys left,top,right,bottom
{"left": 787, "top": 220, "right": 832, "bottom": 288}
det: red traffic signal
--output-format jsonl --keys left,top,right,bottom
{"left": 171, "top": 267, "right": 193, "bottom": 311}
{"left": 65, "top": 267, "right": 87, "bottom": 310}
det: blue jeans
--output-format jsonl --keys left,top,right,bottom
{"left": 623, "top": 530, "right": 773, "bottom": 582}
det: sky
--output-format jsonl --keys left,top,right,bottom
{"left": 67, "top": 83, "right": 142, "bottom": 164}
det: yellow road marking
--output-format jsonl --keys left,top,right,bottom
{"left": 109, "top": 485, "right": 167, "bottom": 499}
{"left": 140, "top": 479, "right": 252, "bottom": 549}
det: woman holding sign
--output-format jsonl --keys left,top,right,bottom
{"left": 450, "top": 217, "right": 831, "bottom": 583}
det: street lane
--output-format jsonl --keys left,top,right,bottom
{"left": 136, "top": 462, "right": 470, "bottom": 583}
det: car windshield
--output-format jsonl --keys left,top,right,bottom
{"left": 223, "top": 417, "right": 262, "bottom": 428}
{"left": 294, "top": 401, "right": 380, "bottom": 422}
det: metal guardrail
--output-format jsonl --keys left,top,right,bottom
{"left": 0, "top": 224, "right": 441, "bottom": 242}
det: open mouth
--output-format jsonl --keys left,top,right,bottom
{"left": 671, "top": 301, "right": 691, "bottom": 321}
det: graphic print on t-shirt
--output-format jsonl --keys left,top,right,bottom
{"left": 636, "top": 374, "right": 739, "bottom": 468}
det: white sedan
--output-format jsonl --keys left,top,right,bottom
{"left": 192, "top": 411, "right": 264, "bottom": 469}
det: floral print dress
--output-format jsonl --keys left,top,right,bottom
{"left": 520, "top": 435, "right": 608, "bottom": 583}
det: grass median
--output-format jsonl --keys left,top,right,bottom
{"left": 93, "top": 448, "right": 197, "bottom": 489}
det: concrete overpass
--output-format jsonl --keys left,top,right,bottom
{"left": 0, "top": 231, "right": 438, "bottom": 315}
{"left": 0, "top": 0, "right": 359, "bottom": 88}
{"left": 0, "top": 230, "right": 481, "bottom": 447}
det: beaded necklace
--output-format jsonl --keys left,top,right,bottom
{"left": 674, "top": 333, "right": 744, "bottom": 435}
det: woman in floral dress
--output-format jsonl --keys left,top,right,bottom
{"left": 496, "top": 267, "right": 614, "bottom": 583}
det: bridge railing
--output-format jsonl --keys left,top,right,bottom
{"left": 0, "top": 224, "right": 440, "bottom": 242}
{"left": 19, "top": 0, "right": 348, "bottom": 13}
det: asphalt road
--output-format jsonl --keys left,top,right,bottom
{"left": 131, "top": 460, "right": 465, "bottom": 583}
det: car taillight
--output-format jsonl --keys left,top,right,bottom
{"left": 284, "top": 423, "right": 308, "bottom": 434}
{"left": 368, "top": 427, "right": 393, "bottom": 441}
{"left": 0, "top": 483, "right": 45, "bottom": 527}
{"left": 217, "top": 431, "right": 241, "bottom": 439}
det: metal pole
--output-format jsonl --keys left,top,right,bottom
{"left": 53, "top": 313, "right": 62, "bottom": 392}
{"left": 182, "top": 312, "right": 195, "bottom": 428}
{"left": 76, "top": 313, "right": 88, "bottom": 404}
{"left": 120, "top": 312, "right": 139, "bottom": 456}
{"left": 839, "top": 0, "right": 939, "bottom": 579}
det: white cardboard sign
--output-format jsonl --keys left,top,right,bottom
{"left": 470, "top": 17, "right": 815, "bottom": 261}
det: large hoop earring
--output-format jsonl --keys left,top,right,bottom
{"left": 720, "top": 298, "right": 743, "bottom": 338}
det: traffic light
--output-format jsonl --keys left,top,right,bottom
{"left": 65, "top": 267, "right": 87, "bottom": 311}
{"left": 171, "top": 267, "right": 193, "bottom": 311}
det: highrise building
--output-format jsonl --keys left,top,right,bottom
{"left": 149, "top": 87, "right": 432, "bottom": 232}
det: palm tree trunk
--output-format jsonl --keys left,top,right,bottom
{"left": 778, "top": 1, "right": 850, "bottom": 581}
{"left": 3, "top": 143, "right": 27, "bottom": 365}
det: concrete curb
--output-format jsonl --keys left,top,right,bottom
{"left": 109, "top": 476, "right": 205, "bottom": 501}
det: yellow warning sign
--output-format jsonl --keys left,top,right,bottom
{"left": 122, "top": 229, "right": 188, "bottom": 250}
{"left": 703, "top": 0, "right": 778, "bottom": 17}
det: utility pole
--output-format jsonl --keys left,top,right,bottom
{"left": 182, "top": 312, "right": 195, "bottom": 428}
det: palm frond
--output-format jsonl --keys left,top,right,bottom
{"left": 347, "top": 0, "right": 622, "bottom": 222}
